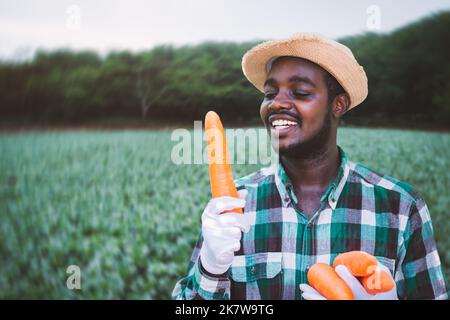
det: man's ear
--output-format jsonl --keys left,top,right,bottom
{"left": 332, "top": 93, "right": 350, "bottom": 118}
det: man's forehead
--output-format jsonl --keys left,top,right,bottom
{"left": 265, "top": 56, "right": 326, "bottom": 86}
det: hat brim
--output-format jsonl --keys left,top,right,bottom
{"left": 241, "top": 33, "right": 368, "bottom": 110}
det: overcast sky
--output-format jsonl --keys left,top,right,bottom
{"left": 1, "top": 0, "right": 449, "bottom": 60}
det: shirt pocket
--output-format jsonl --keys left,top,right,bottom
{"left": 230, "top": 252, "right": 283, "bottom": 300}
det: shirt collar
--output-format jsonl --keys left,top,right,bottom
{"left": 274, "top": 146, "right": 350, "bottom": 210}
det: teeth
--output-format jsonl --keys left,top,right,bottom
{"left": 271, "top": 119, "right": 297, "bottom": 127}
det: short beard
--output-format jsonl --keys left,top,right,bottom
{"left": 276, "top": 107, "right": 332, "bottom": 160}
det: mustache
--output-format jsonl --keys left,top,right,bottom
{"left": 266, "top": 110, "right": 302, "bottom": 122}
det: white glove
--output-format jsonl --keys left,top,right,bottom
{"left": 199, "top": 189, "right": 250, "bottom": 275}
{"left": 300, "top": 262, "right": 398, "bottom": 300}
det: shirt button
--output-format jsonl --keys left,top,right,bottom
{"left": 250, "top": 267, "right": 256, "bottom": 275}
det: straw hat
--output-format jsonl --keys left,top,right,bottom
{"left": 242, "top": 33, "right": 368, "bottom": 109}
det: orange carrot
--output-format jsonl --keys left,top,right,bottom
{"left": 361, "top": 268, "right": 395, "bottom": 294}
{"left": 205, "top": 111, "right": 242, "bottom": 214}
{"left": 307, "top": 263, "right": 354, "bottom": 300}
{"left": 333, "top": 251, "right": 378, "bottom": 277}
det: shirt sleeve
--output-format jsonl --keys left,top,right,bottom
{"left": 396, "top": 197, "right": 448, "bottom": 300}
{"left": 171, "top": 232, "right": 232, "bottom": 300}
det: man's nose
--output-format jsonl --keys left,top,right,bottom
{"left": 269, "top": 94, "right": 294, "bottom": 112}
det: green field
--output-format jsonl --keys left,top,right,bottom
{"left": 0, "top": 127, "right": 449, "bottom": 299}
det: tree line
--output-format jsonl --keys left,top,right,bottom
{"left": 0, "top": 11, "right": 449, "bottom": 127}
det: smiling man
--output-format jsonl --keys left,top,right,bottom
{"left": 172, "top": 33, "right": 448, "bottom": 300}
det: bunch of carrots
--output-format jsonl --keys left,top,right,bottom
{"left": 307, "top": 251, "right": 395, "bottom": 300}
{"left": 204, "top": 111, "right": 394, "bottom": 300}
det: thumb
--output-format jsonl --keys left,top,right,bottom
{"left": 237, "top": 189, "right": 248, "bottom": 200}
{"left": 335, "top": 265, "right": 368, "bottom": 298}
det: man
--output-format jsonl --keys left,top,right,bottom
{"left": 172, "top": 33, "right": 448, "bottom": 300}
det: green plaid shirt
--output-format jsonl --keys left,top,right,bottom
{"left": 172, "top": 147, "right": 448, "bottom": 300}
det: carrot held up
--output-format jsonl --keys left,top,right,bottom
{"left": 205, "top": 111, "right": 242, "bottom": 214}
{"left": 198, "top": 111, "right": 249, "bottom": 275}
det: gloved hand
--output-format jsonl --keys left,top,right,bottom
{"left": 300, "top": 262, "right": 398, "bottom": 300}
{"left": 199, "top": 189, "right": 250, "bottom": 275}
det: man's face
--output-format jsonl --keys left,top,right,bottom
{"left": 260, "top": 57, "right": 333, "bottom": 157}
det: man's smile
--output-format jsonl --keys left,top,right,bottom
{"left": 267, "top": 113, "right": 301, "bottom": 136}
